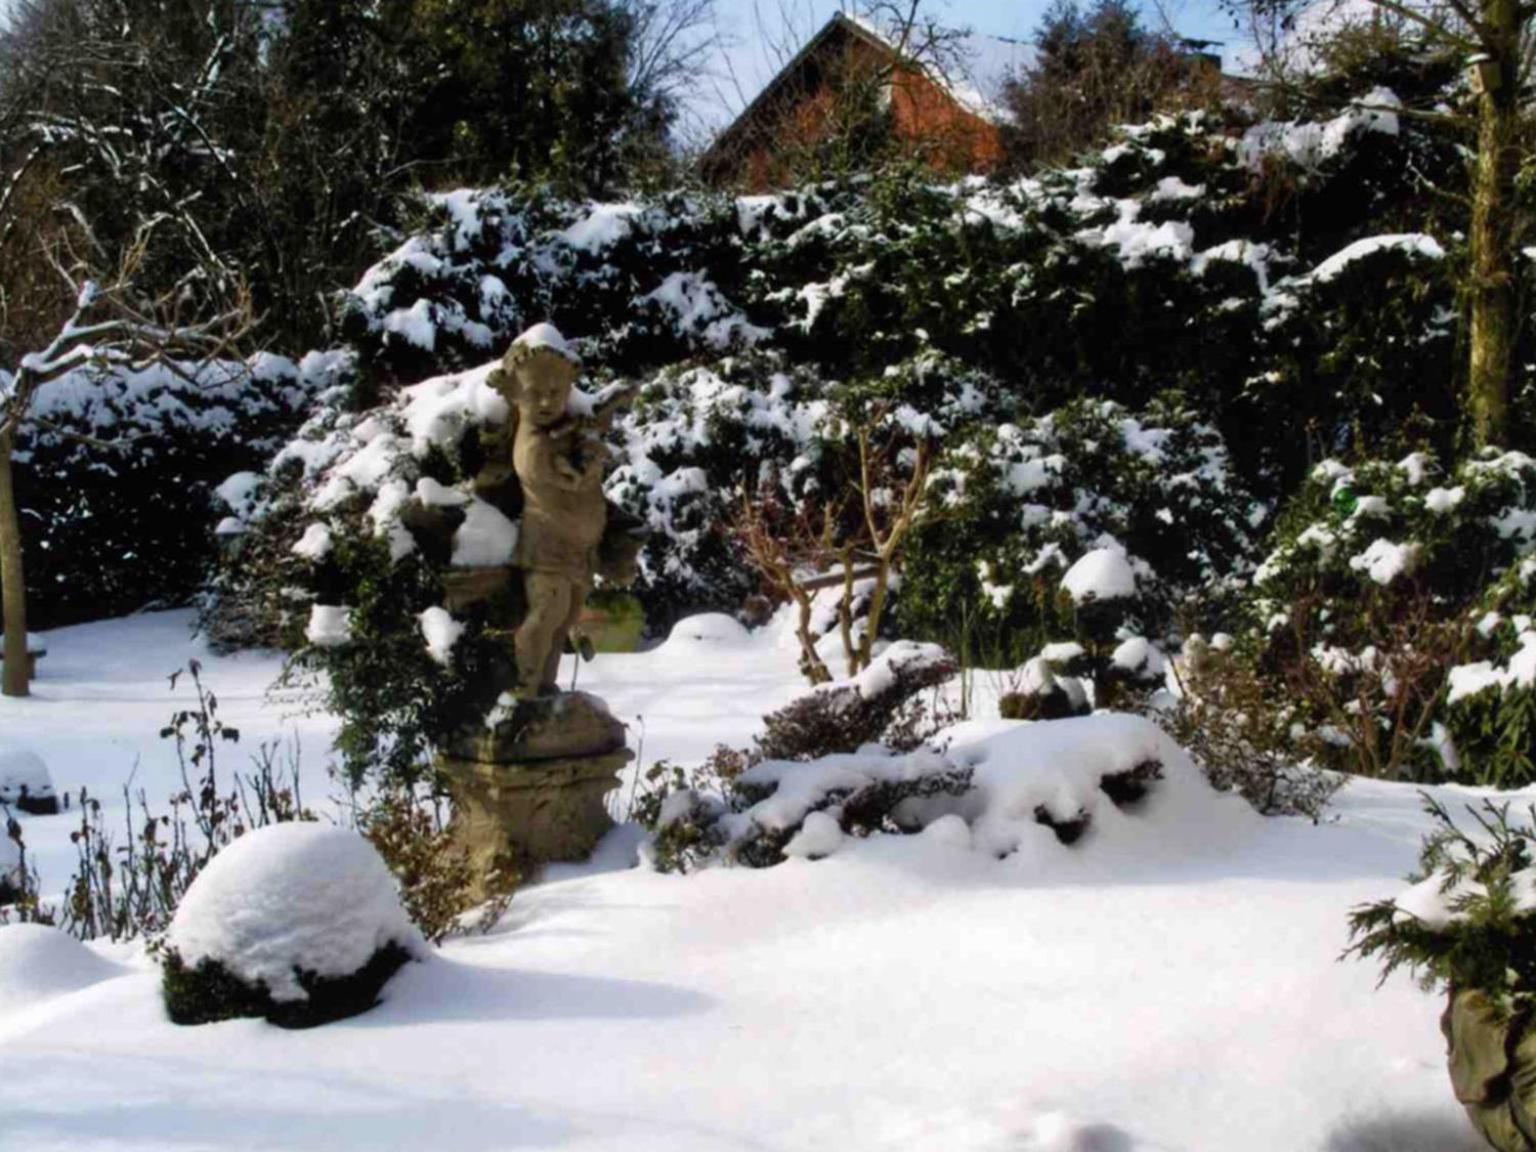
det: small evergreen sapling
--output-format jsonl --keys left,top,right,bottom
{"left": 1347, "top": 797, "right": 1536, "bottom": 1013}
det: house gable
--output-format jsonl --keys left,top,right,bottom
{"left": 701, "top": 14, "right": 1028, "bottom": 190}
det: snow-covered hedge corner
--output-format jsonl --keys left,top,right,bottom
{"left": 17, "top": 351, "right": 328, "bottom": 630}
{"left": 645, "top": 713, "right": 1252, "bottom": 872}
{"left": 161, "top": 824, "right": 423, "bottom": 1028}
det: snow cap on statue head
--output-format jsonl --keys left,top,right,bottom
{"left": 508, "top": 322, "right": 580, "bottom": 369}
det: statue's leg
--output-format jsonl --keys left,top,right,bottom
{"left": 541, "top": 579, "right": 589, "bottom": 690}
{"left": 516, "top": 571, "right": 572, "bottom": 696}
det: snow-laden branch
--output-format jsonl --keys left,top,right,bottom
{"left": 2, "top": 226, "right": 251, "bottom": 440}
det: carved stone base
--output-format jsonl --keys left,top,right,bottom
{"left": 444, "top": 690, "right": 626, "bottom": 763}
{"left": 439, "top": 745, "right": 630, "bottom": 903}
{"left": 439, "top": 690, "right": 631, "bottom": 900}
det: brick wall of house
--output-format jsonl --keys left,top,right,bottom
{"left": 708, "top": 31, "right": 1002, "bottom": 191}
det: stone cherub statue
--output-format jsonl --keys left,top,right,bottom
{"left": 495, "top": 325, "right": 611, "bottom": 696}
{"left": 428, "top": 323, "right": 643, "bottom": 890}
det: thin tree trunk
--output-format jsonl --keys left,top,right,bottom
{"left": 858, "top": 557, "right": 891, "bottom": 676}
{"left": 1467, "top": 7, "right": 1520, "bottom": 447}
{"left": 794, "top": 590, "right": 832, "bottom": 685}
{"left": 0, "top": 430, "right": 30, "bottom": 697}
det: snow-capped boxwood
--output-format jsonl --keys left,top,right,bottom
{"left": 0, "top": 747, "right": 56, "bottom": 815}
{"left": 161, "top": 823, "right": 423, "bottom": 1028}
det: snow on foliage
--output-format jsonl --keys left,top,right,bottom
{"left": 291, "top": 522, "right": 334, "bottom": 561}
{"left": 1247, "top": 446, "right": 1536, "bottom": 785}
{"left": 902, "top": 395, "right": 1256, "bottom": 682}
{"left": 165, "top": 823, "right": 422, "bottom": 1003}
{"left": 418, "top": 606, "right": 464, "bottom": 665}
{"left": 337, "top": 189, "right": 765, "bottom": 378}
{"left": 1238, "top": 86, "right": 1401, "bottom": 172}
{"left": 20, "top": 351, "right": 327, "bottom": 629}
{"left": 649, "top": 712, "right": 1250, "bottom": 871}
{"left": 1061, "top": 547, "right": 1138, "bottom": 604}
{"left": 1306, "top": 234, "right": 1445, "bottom": 283}
{"left": 305, "top": 605, "right": 351, "bottom": 648}
{"left": 450, "top": 499, "right": 519, "bottom": 568}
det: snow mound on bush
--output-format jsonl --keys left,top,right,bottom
{"left": 0, "top": 924, "right": 126, "bottom": 1014}
{"left": 0, "top": 748, "right": 54, "bottom": 809}
{"left": 165, "top": 824, "right": 422, "bottom": 1003}
{"left": 305, "top": 605, "right": 351, "bottom": 648}
{"left": 1060, "top": 548, "right": 1137, "bottom": 603}
{"left": 1021, "top": 1112, "right": 1137, "bottom": 1152}
{"left": 719, "top": 713, "right": 1251, "bottom": 865}
{"left": 664, "top": 613, "right": 752, "bottom": 647}
{"left": 945, "top": 713, "right": 1249, "bottom": 860}
{"left": 784, "top": 811, "right": 845, "bottom": 859}
{"left": 845, "top": 641, "right": 948, "bottom": 699}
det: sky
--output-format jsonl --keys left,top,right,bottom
{"left": 688, "top": 0, "right": 1250, "bottom": 134}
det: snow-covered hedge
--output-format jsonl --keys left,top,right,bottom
{"left": 312, "top": 85, "right": 1480, "bottom": 491}
{"left": 161, "top": 823, "right": 423, "bottom": 1028}
{"left": 335, "top": 187, "right": 762, "bottom": 385}
{"left": 12, "top": 351, "right": 329, "bottom": 629}
{"left": 900, "top": 395, "right": 1261, "bottom": 703}
{"left": 195, "top": 75, "right": 1536, "bottom": 794}
{"left": 1242, "top": 448, "right": 1536, "bottom": 785}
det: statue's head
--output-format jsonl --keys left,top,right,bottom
{"left": 501, "top": 324, "right": 580, "bottom": 429}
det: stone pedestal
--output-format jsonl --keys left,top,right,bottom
{"left": 438, "top": 691, "right": 630, "bottom": 901}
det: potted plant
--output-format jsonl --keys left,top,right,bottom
{"left": 1348, "top": 797, "right": 1536, "bottom": 1152}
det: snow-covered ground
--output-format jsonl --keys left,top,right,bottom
{"left": 0, "top": 610, "right": 1497, "bottom": 1152}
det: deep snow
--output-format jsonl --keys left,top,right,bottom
{"left": 0, "top": 609, "right": 1501, "bottom": 1152}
